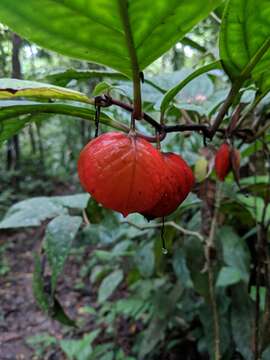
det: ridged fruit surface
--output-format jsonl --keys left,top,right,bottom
{"left": 78, "top": 132, "right": 167, "bottom": 217}
{"left": 143, "top": 152, "right": 194, "bottom": 219}
{"left": 215, "top": 143, "right": 231, "bottom": 181}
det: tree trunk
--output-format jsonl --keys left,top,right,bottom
{"left": 6, "top": 33, "right": 22, "bottom": 171}
{"left": 36, "top": 123, "right": 45, "bottom": 167}
{"left": 28, "top": 124, "right": 37, "bottom": 154}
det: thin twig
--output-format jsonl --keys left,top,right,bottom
{"left": 208, "top": 82, "right": 242, "bottom": 139}
{"left": 94, "top": 94, "right": 259, "bottom": 143}
{"left": 205, "top": 183, "right": 222, "bottom": 360}
{"left": 118, "top": 0, "right": 142, "bottom": 119}
{"left": 82, "top": 209, "right": 90, "bottom": 225}
{"left": 122, "top": 219, "right": 204, "bottom": 242}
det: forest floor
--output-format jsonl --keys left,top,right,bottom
{"left": 0, "top": 226, "right": 149, "bottom": 360}
{"left": 0, "top": 226, "right": 86, "bottom": 360}
{"left": 0, "top": 180, "right": 203, "bottom": 360}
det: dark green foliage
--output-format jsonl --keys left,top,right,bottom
{"left": 0, "top": 1, "right": 270, "bottom": 359}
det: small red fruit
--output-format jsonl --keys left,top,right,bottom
{"left": 142, "top": 153, "right": 194, "bottom": 219}
{"left": 78, "top": 132, "right": 167, "bottom": 217}
{"left": 215, "top": 143, "right": 231, "bottom": 181}
{"left": 215, "top": 142, "right": 240, "bottom": 181}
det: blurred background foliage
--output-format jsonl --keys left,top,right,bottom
{"left": 0, "top": 11, "right": 270, "bottom": 360}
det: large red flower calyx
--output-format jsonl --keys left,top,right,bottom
{"left": 78, "top": 131, "right": 194, "bottom": 218}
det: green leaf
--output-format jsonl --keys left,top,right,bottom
{"left": 218, "top": 226, "right": 250, "bottom": 283}
{"left": 160, "top": 60, "right": 222, "bottom": 114}
{"left": 115, "top": 298, "right": 145, "bottom": 318}
{"left": 134, "top": 243, "right": 155, "bottom": 278}
{"left": 0, "top": 197, "right": 66, "bottom": 229}
{"left": 172, "top": 248, "right": 193, "bottom": 288}
{"left": 93, "top": 81, "right": 113, "bottom": 96}
{"left": 216, "top": 266, "right": 243, "bottom": 287}
{"left": 237, "top": 194, "right": 270, "bottom": 225}
{"left": 33, "top": 255, "right": 77, "bottom": 327}
{"left": 51, "top": 194, "right": 90, "bottom": 210}
{"left": 220, "top": 0, "right": 270, "bottom": 85}
{"left": 0, "top": 0, "right": 222, "bottom": 77}
{"left": 46, "top": 68, "right": 164, "bottom": 93}
{"left": 138, "top": 283, "right": 183, "bottom": 359}
{"left": 198, "top": 292, "right": 232, "bottom": 358}
{"left": 46, "top": 69, "right": 128, "bottom": 87}
{"left": 0, "top": 195, "right": 88, "bottom": 229}
{"left": 0, "top": 115, "right": 29, "bottom": 145}
{"left": 52, "top": 297, "right": 77, "bottom": 327}
{"left": 231, "top": 285, "right": 254, "bottom": 360}
{"left": 60, "top": 330, "right": 100, "bottom": 360}
{"left": 0, "top": 78, "right": 90, "bottom": 103}
{"left": 98, "top": 269, "right": 124, "bottom": 303}
{"left": 32, "top": 254, "right": 51, "bottom": 313}
{"left": 45, "top": 215, "right": 82, "bottom": 293}
{"left": 250, "top": 286, "right": 266, "bottom": 311}
{"left": 240, "top": 176, "right": 270, "bottom": 187}
{"left": 100, "top": 352, "right": 114, "bottom": 360}
{"left": 241, "top": 137, "right": 270, "bottom": 158}
{"left": 0, "top": 100, "right": 128, "bottom": 144}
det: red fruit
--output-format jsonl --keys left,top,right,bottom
{"left": 215, "top": 143, "right": 230, "bottom": 181}
{"left": 142, "top": 152, "right": 194, "bottom": 219}
{"left": 78, "top": 132, "right": 167, "bottom": 217}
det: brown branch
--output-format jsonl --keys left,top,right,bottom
{"left": 122, "top": 219, "right": 204, "bottom": 242}
{"left": 94, "top": 93, "right": 256, "bottom": 143}
{"left": 208, "top": 82, "right": 242, "bottom": 139}
{"left": 205, "top": 183, "right": 222, "bottom": 360}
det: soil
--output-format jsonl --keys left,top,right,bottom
{"left": 0, "top": 180, "right": 204, "bottom": 360}
{"left": 0, "top": 227, "right": 68, "bottom": 360}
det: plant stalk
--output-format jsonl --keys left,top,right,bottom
{"left": 118, "top": 0, "right": 142, "bottom": 120}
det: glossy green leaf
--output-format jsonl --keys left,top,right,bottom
{"left": 0, "top": 194, "right": 88, "bottom": 229}
{"left": 52, "top": 194, "right": 90, "bottom": 209}
{"left": 0, "top": 100, "right": 128, "bottom": 144}
{"left": 0, "top": 197, "right": 66, "bottom": 229}
{"left": 45, "top": 215, "right": 82, "bottom": 292}
{"left": 46, "top": 68, "right": 165, "bottom": 93}
{"left": 93, "top": 81, "right": 113, "bottom": 96}
{"left": 0, "top": 0, "right": 221, "bottom": 77}
{"left": 98, "top": 269, "right": 124, "bottom": 303}
{"left": 216, "top": 266, "right": 243, "bottom": 287}
{"left": 0, "top": 78, "right": 90, "bottom": 103}
{"left": 220, "top": 0, "right": 270, "bottom": 85}
{"left": 46, "top": 69, "right": 128, "bottom": 87}
{"left": 160, "top": 60, "right": 222, "bottom": 114}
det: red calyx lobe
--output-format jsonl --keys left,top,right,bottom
{"left": 215, "top": 143, "right": 232, "bottom": 181}
{"left": 142, "top": 152, "right": 195, "bottom": 219}
{"left": 78, "top": 131, "right": 167, "bottom": 217}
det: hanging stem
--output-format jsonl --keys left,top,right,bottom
{"left": 118, "top": 0, "right": 142, "bottom": 120}
{"left": 208, "top": 81, "right": 242, "bottom": 139}
{"left": 205, "top": 183, "right": 222, "bottom": 360}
